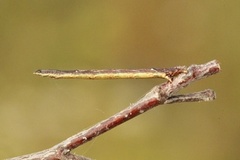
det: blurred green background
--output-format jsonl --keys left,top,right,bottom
{"left": 0, "top": 1, "right": 239, "bottom": 159}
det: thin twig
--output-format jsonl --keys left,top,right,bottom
{"left": 165, "top": 89, "right": 216, "bottom": 104}
{"left": 7, "top": 60, "right": 220, "bottom": 160}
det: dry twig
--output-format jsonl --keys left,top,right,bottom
{"left": 7, "top": 60, "right": 220, "bottom": 160}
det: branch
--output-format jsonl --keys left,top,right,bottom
{"left": 6, "top": 60, "right": 220, "bottom": 160}
{"left": 165, "top": 89, "right": 216, "bottom": 104}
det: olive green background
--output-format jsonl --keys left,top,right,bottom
{"left": 0, "top": 1, "right": 239, "bottom": 159}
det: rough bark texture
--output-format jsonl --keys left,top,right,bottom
{"left": 6, "top": 60, "right": 220, "bottom": 160}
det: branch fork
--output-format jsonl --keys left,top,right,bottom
{"left": 7, "top": 60, "right": 220, "bottom": 160}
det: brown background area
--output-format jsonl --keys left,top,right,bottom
{"left": 0, "top": 1, "right": 239, "bottom": 159}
